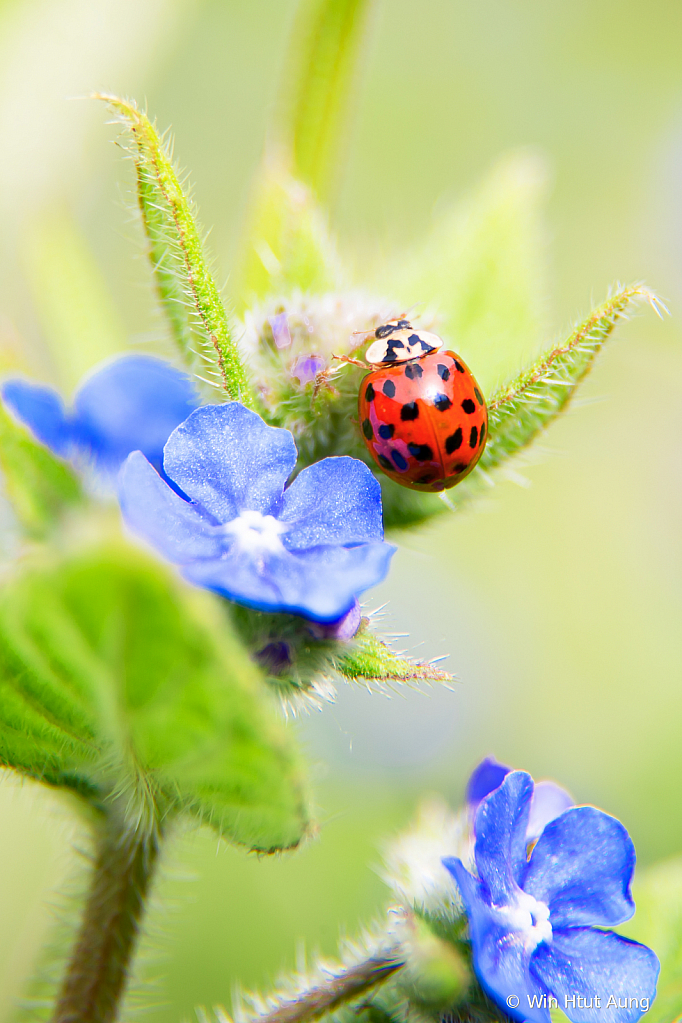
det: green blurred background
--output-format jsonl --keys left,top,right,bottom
{"left": 1, "top": 0, "right": 682, "bottom": 1020}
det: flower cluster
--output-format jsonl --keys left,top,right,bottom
{"left": 2, "top": 356, "right": 394, "bottom": 625}
{"left": 444, "top": 768, "right": 659, "bottom": 1023}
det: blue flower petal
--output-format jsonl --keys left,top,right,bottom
{"left": 119, "top": 452, "right": 224, "bottom": 562}
{"left": 527, "top": 781, "right": 574, "bottom": 843}
{"left": 524, "top": 807, "right": 635, "bottom": 928}
{"left": 163, "top": 404, "right": 297, "bottom": 523}
{"left": 2, "top": 380, "right": 73, "bottom": 456}
{"left": 442, "top": 857, "right": 549, "bottom": 1023}
{"left": 73, "top": 355, "right": 199, "bottom": 474}
{"left": 183, "top": 540, "right": 394, "bottom": 622}
{"left": 475, "top": 771, "right": 534, "bottom": 902}
{"left": 530, "top": 928, "right": 659, "bottom": 1023}
{"left": 465, "top": 757, "right": 512, "bottom": 809}
{"left": 281, "top": 456, "right": 384, "bottom": 549}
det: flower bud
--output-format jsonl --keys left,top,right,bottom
{"left": 398, "top": 915, "right": 471, "bottom": 1011}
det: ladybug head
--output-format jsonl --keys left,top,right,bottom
{"left": 374, "top": 318, "right": 412, "bottom": 339}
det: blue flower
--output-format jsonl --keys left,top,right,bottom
{"left": 118, "top": 402, "right": 395, "bottom": 622}
{"left": 466, "top": 756, "right": 574, "bottom": 842}
{"left": 443, "top": 771, "right": 659, "bottom": 1023}
{"left": 2, "top": 355, "right": 199, "bottom": 482}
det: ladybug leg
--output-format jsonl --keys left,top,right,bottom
{"left": 332, "top": 353, "right": 368, "bottom": 368}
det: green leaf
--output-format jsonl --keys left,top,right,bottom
{"left": 619, "top": 857, "right": 682, "bottom": 1023}
{"left": 338, "top": 622, "right": 453, "bottom": 689}
{"left": 234, "top": 155, "right": 344, "bottom": 314}
{"left": 481, "top": 284, "right": 661, "bottom": 473}
{"left": 0, "top": 403, "right": 83, "bottom": 538}
{"left": 391, "top": 151, "right": 549, "bottom": 393}
{"left": 229, "top": 607, "right": 451, "bottom": 711}
{"left": 21, "top": 210, "right": 127, "bottom": 393}
{"left": 97, "top": 94, "right": 255, "bottom": 408}
{"left": 280, "top": 0, "right": 375, "bottom": 200}
{"left": 444, "top": 284, "right": 663, "bottom": 511}
{"left": 0, "top": 545, "right": 309, "bottom": 852}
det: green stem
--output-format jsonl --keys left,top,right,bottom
{"left": 249, "top": 948, "right": 405, "bottom": 1023}
{"left": 50, "top": 814, "right": 160, "bottom": 1023}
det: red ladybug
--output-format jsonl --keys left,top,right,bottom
{"left": 357, "top": 319, "right": 488, "bottom": 492}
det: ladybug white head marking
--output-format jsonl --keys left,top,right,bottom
{"left": 365, "top": 320, "right": 443, "bottom": 366}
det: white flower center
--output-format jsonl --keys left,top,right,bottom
{"left": 223, "top": 510, "right": 288, "bottom": 553}
{"left": 496, "top": 890, "right": 552, "bottom": 951}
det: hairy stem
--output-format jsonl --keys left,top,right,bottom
{"left": 50, "top": 815, "right": 160, "bottom": 1023}
{"left": 248, "top": 949, "right": 405, "bottom": 1023}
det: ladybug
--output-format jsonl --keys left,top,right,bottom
{"left": 357, "top": 319, "right": 488, "bottom": 492}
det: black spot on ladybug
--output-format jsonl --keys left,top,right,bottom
{"left": 365, "top": 382, "right": 376, "bottom": 402}
{"left": 383, "top": 337, "right": 406, "bottom": 363}
{"left": 378, "top": 423, "right": 394, "bottom": 439}
{"left": 391, "top": 449, "right": 408, "bottom": 471}
{"left": 479, "top": 421, "right": 486, "bottom": 446}
{"left": 362, "top": 418, "right": 373, "bottom": 440}
{"left": 433, "top": 393, "right": 452, "bottom": 412}
{"left": 461, "top": 398, "right": 476, "bottom": 414}
{"left": 437, "top": 364, "right": 450, "bottom": 381}
{"left": 378, "top": 454, "right": 393, "bottom": 471}
{"left": 382, "top": 380, "right": 396, "bottom": 398}
{"left": 408, "top": 442, "right": 434, "bottom": 462}
{"left": 454, "top": 360, "right": 465, "bottom": 373}
{"left": 474, "top": 387, "right": 483, "bottom": 405}
{"left": 454, "top": 462, "right": 468, "bottom": 473}
{"left": 469, "top": 425, "right": 478, "bottom": 448}
{"left": 445, "top": 428, "right": 463, "bottom": 453}
{"left": 404, "top": 362, "right": 423, "bottom": 379}
{"left": 407, "top": 333, "right": 434, "bottom": 353}
{"left": 400, "top": 401, "right": 419, "bottom": 421}
{"left": 418, "top": 472, "right": 436, "bottom": 484}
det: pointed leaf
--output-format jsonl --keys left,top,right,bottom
{"left": 97, "top": 94, "right": 254, "bottom": 408}
{"left": 391, "top": 151, "right": 549, "bottom": 392}
{"left": 0, "top": 545, "right": 309, "bottom": 851}
{"left": 235, "top": 155, "right": 344, "bottom": 313}
{"left": 0, "top": 402, "right": 83, "bottom": 538}
{"left": 480, "top": 284, "right": 662, "bottom": 475}
{"left": 280, "top": 0, "right": 375, "bottom": 200}
{"left": 338, "top": 623, "right": 453, "bottom": 688}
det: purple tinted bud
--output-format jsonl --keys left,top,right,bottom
{"left": 308, "top": 599, "right": 362, "bottom": 641}
{"left": 292, "top": 354, "right": 325, "bottom": 385}
{"left": 465, "top": 756, "right": 511, "bottom": 809}
{"left": 269, "top": 312, "right": 292, "bottom": 349}
{"left": 254, "top": 641, "right": 292, "bottom": 675}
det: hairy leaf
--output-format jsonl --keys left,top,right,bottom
{"left": 97, "top": 94, "right": 254, "bottom": 407}
{"left": 0, "top": 545, "right": 309, "bottom": 851}
{"left": 391, "top": 151, "right": 549, "bottom": 393}
{"left": 281, "top": 0, "right": 375, "bottom": 200}
{"left": 338, "top": 623, "right": 453, "bottom": 689}
{"left": 235, "top": 156, "right": 344, "bottom": 314}
{"left": 482, "top": 285, "right": 660, "bottom": 471}
{"left": 0, "top": 403, "right": 83, "bottom": 538}
{"left": 229, "top": 607, "right": 451, "bottom": 712}
{"left": 445, "top": 285, "right": 662, "bottom": 510}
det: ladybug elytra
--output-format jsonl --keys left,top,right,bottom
{"left": 357, "top": 319, "right": 488, "bottom": 492}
